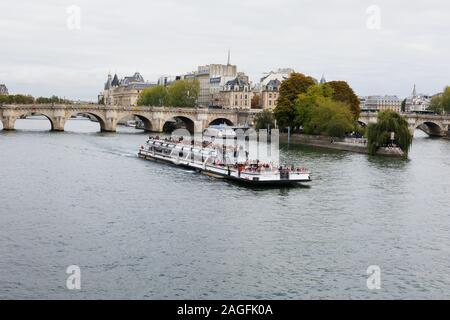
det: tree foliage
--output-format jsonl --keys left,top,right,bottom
{"left": 168, "top": 79, "right": 199, "bottom": 108}
{"left": 274, "top": 72, "right": 316, "bottom": 128}
{"left": 36, "top": 95, "right": 71, "bottom": 104}
{"left": 251, "top": 94, "right": 260, "bottom": 108}
{"left": 295, "top": 85, "right": 355, "bottom": 138}
{"left": 326, "top": 81, "right": 360, "bottom": 119}
{"left": 138, "top": 80, "right": 200, "bottom": 108}
{"left": 367, "top": 110, "right": 413, "bottom": 157}
{"left": 0, "top": 94, "right": 35, "bottom": 104}
{"left": 254, "top": 109, "right": 275, "bottom": 130}
{"left": 428, "top": 86, "right": 450, "bottom": 114}
{"left": 137, "top": 85, "right": 168, "bottom": 106}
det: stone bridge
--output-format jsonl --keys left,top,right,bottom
{"left": 359, "top": 112, "right": 450, "bottom": 137}
{"left": 0, "top": 104, "right": 261, "bottom": 133}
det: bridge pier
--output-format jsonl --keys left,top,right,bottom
{"left": 52, "top": 116, "right": 66, "bottom": 131}
{"left": 1, "top": 116, "right": 16, "bottom": 130}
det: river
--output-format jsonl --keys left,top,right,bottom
{"left": 1, "top": 117, "right": 450, "bottom": 299}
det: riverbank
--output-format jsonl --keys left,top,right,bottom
{"left": 279, "top": 133, "right": 404, "bottom": 157}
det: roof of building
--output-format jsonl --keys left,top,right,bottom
{"left": 111, "top": 74, "right": 120, "bottom": 87}
{"left": 226, "top": 77, "right": 250, "bottom": 88}
{"left": 263, "top": 79, "right": 281, "bottom": 91}
{"left": 120, "top": 72, "right": 144, "bottom": 86}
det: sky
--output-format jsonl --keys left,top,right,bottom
{"left": 0, "top": 0, "right": 449, "bottom": 101}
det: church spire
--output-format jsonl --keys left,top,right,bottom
{"left": 412, "top": 84, "right": 417, "bottom": 97}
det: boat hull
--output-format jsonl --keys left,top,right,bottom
{"left": 138, "top": 150, "right": 311, "bottom": 188}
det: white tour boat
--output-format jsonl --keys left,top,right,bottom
{"left": 138, "top": 137, "right": 312, "bottom": 187}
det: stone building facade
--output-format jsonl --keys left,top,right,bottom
{"left": 213, "top": 76, "right": 253, "bottom": 109}
{"left": 363, "top": 95, "right": 402, "bottom": 112}
{"left": 99, "top": 72, "right": 154, "bottom": 106}
{"left": 260, "top": 79, "right": 281, "bottom": 110}
{"left": 196, "top": 63, "right": 238, "bottom": 107}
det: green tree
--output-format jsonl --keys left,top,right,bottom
{"left": 36, "top": 95, "right": 71, "bottom": 104}
{"left": 367, "top": 110, "right": 413, "bottom": 157}
{"left": 294, "top": 84, "right": 334, "bottom": 128}
{"left": 274, "top": 72, "right": 316, "bottom": 128}
{"left": 0, "top": 94, "right": 34, "bottom": 104}
{"left": 138, "top": 85, "right": 169, "bottom": 106}
{"left": 442, "top": 86, "right": 450, "bottom": 113}
{"left": 168, "top": 79, "right": 199, "bottom": 108}
{"left": 428, "top": 86, "right": 450, "bottom": 114}
{"left": 302, "top": 99, "right": 354, "bottom": 137}
{"left": 326, "top": 81, "right": 361, "bottom": 119}
{"left": 294, "top": 84, "right": 355, "bottom": 137}
{"left": 254, "top": 109, "right": 275, "bottom": 130}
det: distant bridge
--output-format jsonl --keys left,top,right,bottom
{"left": 359, "top": 112, "right": 450, "bottom": 137}
{"left": 0, "top": 104, "right": 260, "bottom": 133}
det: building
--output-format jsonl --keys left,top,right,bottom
{"left": 363, "top": 95, "right": 402, "bottom": 112}
{"left": 213, "top": 75, "right": 253, "bottom": 109}
{"left": 359, "top": 96, "right": 367, "bottom": 110}
{"left": 99, "top": 72, "right": 155, "bottom": 106}
{"left": 405, "top": 84, "right": 432, "bottom": 112}
{"left": 260, "top": 79, "right": 281, "bottom": 110}
{"left": 0, "top": 84, "right": 8, "bottom": 95}
{"left": 157, "top": 75, "right": 177, "bottom": 87}
{"left": 260, "top": 68, "right": 294, "bottom": 87}
{"left": 196, "top": 63, "right": 238, "bottom": 107}
{"left": 252, "top": 68, "right": 294, "bottom": 109}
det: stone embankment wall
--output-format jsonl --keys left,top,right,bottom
{"left": 279, "top": 133, "right": 404, "bottom": 157}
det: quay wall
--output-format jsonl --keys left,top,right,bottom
{"left": 280, "top": 133, "right": 368, "bottom": 154}
{"left": 279, "top": 133, "right": 405, "bottom": 157}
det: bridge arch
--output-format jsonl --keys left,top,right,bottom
{"left": 14, "top": 111, "right": 56, "bottom": 131}
{"left": 117, "top": 113, "right": 156, "bottom": 131}
{"left": 208, "top": 117, "right": 235, "bottom": 127}
{"left": 413, "top": 120, "right": 445, "bottom": 137}
{"left": 66, "top": 111, "right": 108, "bottom": 132}
{"left": 163, "top": 115, "right": 195, "bottom": 134}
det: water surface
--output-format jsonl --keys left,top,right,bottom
{"left": 1, "top": 118, "right": 449, "bottom": 299}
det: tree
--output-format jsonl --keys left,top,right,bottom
{"left": 326, "top": 81, "right": 360, "bottom": 119}
{"left": 0, "top": 94, "right": 34, "bottom": 104}
{"left": 367, "top": 110, "right": 413, "bottom": 157}
{"left": 302, "top": 99, "right": 354, "bottom": 138}
{"left": 251, "top": 94, "right": 260, "bottom": 108}
{"left": 294, "top": 84, "right": 355, "bottom": 137}
{"left": 168, "top": 79, "right": 199, "bottom": 108}
{"left": 274, "top": 72, "right": 316, "bottom": 128}
{"left": 254, "top": 109, "right": 275, "bottom": 130}
{"left": 138, "top": 85, "right": 169, "bottom": 106}
{"left": 428, "top": 86, "right": 450, "bottom": 114}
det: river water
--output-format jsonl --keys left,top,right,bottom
{"left": 1, "top": 118, "right": 450, "bottom": 299}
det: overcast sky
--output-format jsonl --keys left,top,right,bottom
{"left": 1, "top": 0, "right": 449, "bottom": 101}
